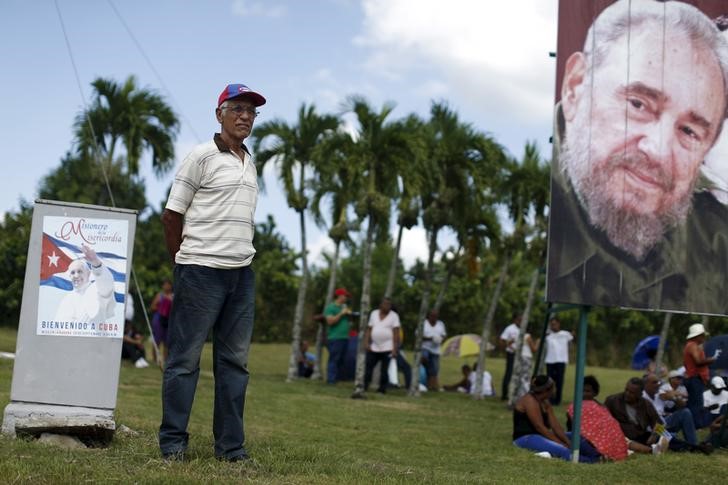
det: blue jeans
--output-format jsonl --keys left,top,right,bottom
{"left": 159, "top": 264, "right": 255, "bottom": 460}
{"left": 664, "top": 408, "right": 698, "bottom": 445}
{"left": 502, "top": 352, "right": 515, "bottom": 400}
{"left": 326, "top": 339, "right": 348, "bottom": 384}
{"left": 685, "top": 376, "right": 708, "bottom": 427}
{"left": 391, "top": 351, "right": 412, "bottom": 390}
{"left": 513, "top": 432, "right": 600, "bottom": 463}
{"left": 547, "top": 363, "right": 566, "bottom": 405}
{"left": 422, "top": 350, "right": 440, "bottom": 377}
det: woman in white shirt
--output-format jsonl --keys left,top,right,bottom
{"left": 363, "top": 298, "right": 401, "bottom": 394}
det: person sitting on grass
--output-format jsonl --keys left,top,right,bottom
{"left": 703, "top": 376, "right": 728, "bottom": 419}
{"left": 659, "top": 369, "right": 689, "bottom": 415}
{"left": 443, "top": 364, "right": 472, "bottom": 393}
{"left": 512, "top": 375, "right": 601, "bottom": 463}
{"left": 605, "top": 377, "right": 712, "bottom": 454}
{"left": 567, "top": 375, "right": 663, "bottom": 459}
{"left": 468, "top": 363, "right": 496, "bottom": 398}
{"left": 297, "top": 340, "right": 316, "bottom": 378}
{"left": 121, "top": 321, "right": 150, "bottom": 369}
{"left": 642, "top": 373, "right": 699, "bottom": 446}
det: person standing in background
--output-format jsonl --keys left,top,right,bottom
{"left": 545, "top": 317, "right": 573, "bottom": 405}
{"left": 683, "top": 323, "right": 717, "bottom": 427}
{"left": 499, "top": 315, "right": 521, "bottom": 401}
{"left": 363, "top": 297, "right": 400, "bottom": 394}
{"left": 324, "top": 288, "right": 353, "bottom": 384}
{"left": 150, "top": 278, "right": 173, "bottom": 368}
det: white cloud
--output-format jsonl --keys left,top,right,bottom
{"left": 307, "top": 233, "right": 336, "bottom": 267}
{"left": 413, "top": 79, "right": 449, "bottom": 99}
{"left": 232, "top": 0, "right": 286, "bottom": 18}
{"left": 399, "top": 225, "right": 429, "bottom": 267}
{"left": 356, "top": 0, "right": 558, "bottom": 125}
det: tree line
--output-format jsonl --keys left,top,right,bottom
{"left": 1, "top": 75, "right": 727, "bottom": 376}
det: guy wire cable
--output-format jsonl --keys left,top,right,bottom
{"left": 54, "top": 0, "right": 160, "bottom": 362}
{"left": 107, "top": 0, "right": 202, "bottom": 144}
{"left": 53, "top": 0, "right": 116, "bottom": 209}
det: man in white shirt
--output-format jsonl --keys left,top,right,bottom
{"left": 363, "top": 297, "right": 400, "bottom": 394}
{"left": 544, "top": 318, "right": 574, "bottom": 405}
{"left": 160, "top": 83, "right": 265, "bottom": 462}
{"left": 498, "top": 314, "right": 521, "bottom": 401}
{"left": 660, "top": 369, "right": 689, "bottom": 415}
{"left": 421, "top": 309, "right": 447, "bottom": 391}
{"left": 703, "top": 376, "right": 728, "bottom": 417}
{"left": 643, "top": 373, "right": 698, "bottom": 445}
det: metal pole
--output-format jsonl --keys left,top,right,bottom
{"left": 570, "top": 306, "right": 589, "bottom": 463}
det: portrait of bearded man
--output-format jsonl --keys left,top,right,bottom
{"left": 546, "top": 0, "right": 728, "bottom": 315}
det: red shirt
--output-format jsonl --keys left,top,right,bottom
{"left": 683, "top": 340, "right": 709, "bottom": 383}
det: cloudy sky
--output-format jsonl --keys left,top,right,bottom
{"left": 0, "top": 0, "right": 558, "bottom": 266}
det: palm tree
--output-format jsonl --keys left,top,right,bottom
{"left": 39, "top": 151, "right": 147, "bottom": 210}
{"left": 472, "top": 252, "right": 509, "bottom": 398}
{"left": 409, "top": 102, "right": 503, "bottom": 396}
{"left": 384, "top": 195, "right": 419, "bottom": 299}
{"left": 504, "top": 142, "right": 550, "bottom": 233}
{"left": 328, "top": 95, "right": 422, "bottom": 398}
{"left": 433, "top": 246, "right": 460, "bottom": 312}
{"left": 252, "top": 103, "right": 339, "bottom": 382}
{"left": 500, "top": 142, "right": 551, "bottom": 401}
{"left": 384, "top": 114, "right": 427, "bottom": 299}
{"left": 472, "top": 142, "right": 549, "bottom": 400}
{"left": 74, "top": 75, "right": 179, "bottom": 179}
{"left": 308, "top": 139, "right": 361, "bottom": 380}
{"left": 507, "top": 267, "right": 541, "bottom": 407}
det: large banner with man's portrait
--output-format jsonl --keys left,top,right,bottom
{"left": 546, "top": 0, "right": 728, "bottom": 315}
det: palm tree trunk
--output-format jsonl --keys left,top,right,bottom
{"left": 286, "top": 210, "right": 309, "bottom": 382}
{"left": 312, "top": 239, "right": 341, "bottom": 381}
{"left": 434, "top": 248, "right": 460, "bottom": 313}
{"left": 654, "top": 313, "right": 672, "bottom": 378}
{"left": 473, "top": 256, "right": 509, "bottom": 399}
{"left": 352, "top": 216, "right": 375, "bottom": 398}
{"left": 508, "top": 267, "right": 540, "bottom": 408}
{"left": 384, "top": 222, "right": 404, "bottom": 299}
{"left": 408, "top": 227, "right": 439, "bottom": 397}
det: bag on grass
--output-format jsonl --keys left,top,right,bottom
{"left": 388, "top": 358, "right": 399, "bottom": 386}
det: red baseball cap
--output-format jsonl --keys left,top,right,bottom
{"left": 217, "top": 84, "right": 266, "bottom": 107}
{"left": 334, "top": 288, "right": 351, "bottom": 297}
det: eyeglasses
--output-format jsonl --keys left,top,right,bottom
{"left": 223, "top": 105, "right": 259, "bottom": 118}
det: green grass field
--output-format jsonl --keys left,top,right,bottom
{"left": 0, "top": 327, "right": 725, "bottom": 484}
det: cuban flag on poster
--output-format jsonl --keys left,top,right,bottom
{"left": 37, "top": 216, "right": 129, "bottom": 338}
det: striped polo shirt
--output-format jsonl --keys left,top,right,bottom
{"left": 166, "top": 134, "right": 258, "bottom": 269}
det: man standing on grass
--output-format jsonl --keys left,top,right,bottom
{"left": 544, "top": 317, "right": 573, "bottom": 405}
{"left": 683, "top": 323, "right": 716, "bottom": 426}
{"left": 159, "top": 83, "right": 265, "bottom": 462}
{"left": 324, "top": 287, "right": 353, "bottom": 384}
{"left": 499, "top": 314, "right": 521, "bottom": 401}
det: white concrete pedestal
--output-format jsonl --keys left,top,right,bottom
{"left": 2, "top": 402, "right": 115, "bottom": 443}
